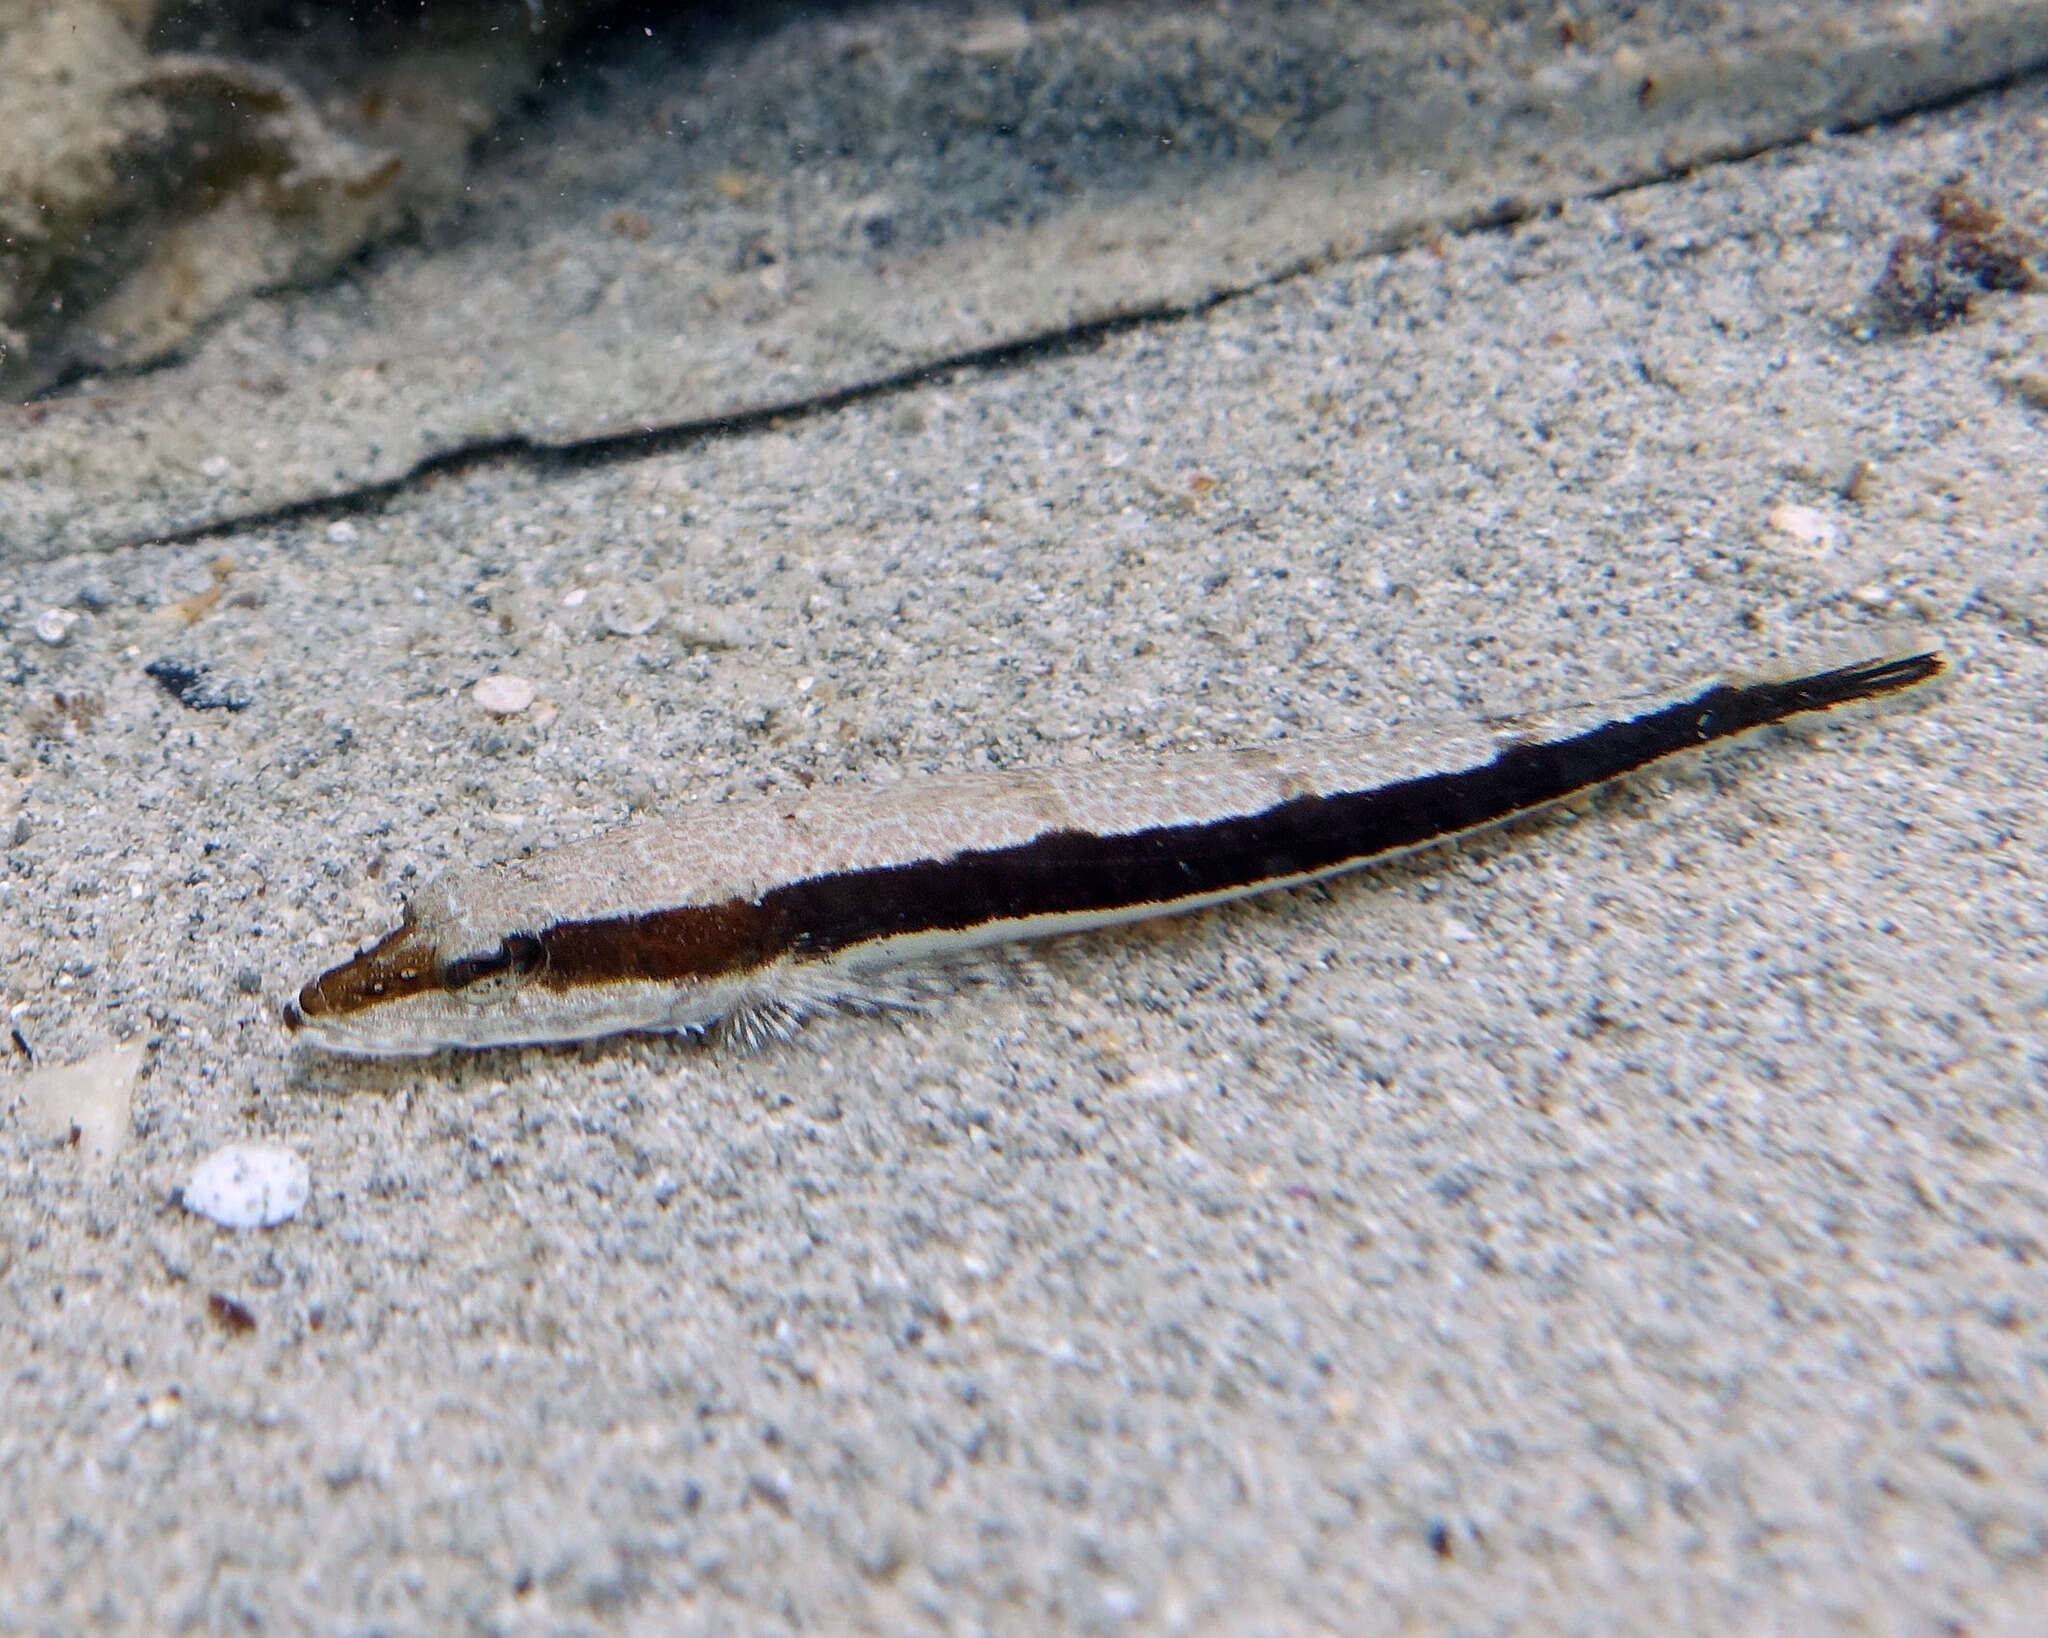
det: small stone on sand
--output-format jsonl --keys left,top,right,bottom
{"left": 2007, "top": 367, "right": 2048, "bottom": 411}
{"left": 472, "top": 674, "right": 538, "bottom": 716}
{"left": 1766, "top": 502, "right": 1842, "bottom": 553}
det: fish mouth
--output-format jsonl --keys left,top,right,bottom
{"left": 282, "top": 970, "right": 351, "bottom": 1032}
{"left": 279, "top": 993, "right": 347, "bottom": 1038}
{"left": 285, "top": 917, "right": 447, "bottom": 1032}
{"left": 279, "top": 940, "right": 456, "bottom": 1057}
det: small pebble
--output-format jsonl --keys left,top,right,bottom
{"left": 671, "top": 610, "right": 748, "bottom": 650}
{"left": 183, "top": 1144, "right": 309, "bottom": 1230}
{"left": 144, "top": 658, "right": 253, "bottom": 713}
{"left": 958, "top": 13, "right": 1031, "bottom": 56}
{"left": 472, "top": 674, "right": 537, "bottom": 716}
{"left": 602, "top": 585, "right": 667, "bottom": 637}
{"left": 1765, "top": 502, "right": 1842, "bottom": 554}
{"left": 325, "top": 521, "right": 360, "bottom": 546}
{"left": 2009, "top": 369, "right": 2048, "bottom": 412}
{"left": 199, "top": 455, "right": 232, "bottom": 480}
{"left": 32, "top": 608, "right": 79, "bottom": 645}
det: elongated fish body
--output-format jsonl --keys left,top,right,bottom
{"left": 284, "top": 653, "right": 1943, "bottom": 1057}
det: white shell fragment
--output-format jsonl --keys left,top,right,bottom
{"left": 471, "top": 673, "right": 538, "bottom": 716}
{"left": 183, "top": 1143, "right": 310, "bottom": 1229}
{"left": 10, "top": 1040, "right": 143, "bottom": 1177}
{"left": 1765, "top": 502, "right": 1842, "bottom": 554}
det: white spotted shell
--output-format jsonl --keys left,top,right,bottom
{"left": 183, "top": 1143, "right": 309, "bottom": 1229}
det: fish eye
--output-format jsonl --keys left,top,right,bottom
{"left": 441, "top": 933, "right": 545, "bottom": 991}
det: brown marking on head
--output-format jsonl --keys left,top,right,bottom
{"left": 285, "top": 914, "right": 446, "bottom": 1028}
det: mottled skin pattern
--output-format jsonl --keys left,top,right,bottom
{"left": 285, "top": 655, "right": 1942, "bottom": 1056}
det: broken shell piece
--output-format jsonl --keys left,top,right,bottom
{"left": 11, "top": 1040, "right": 143, "bottom": 1177}
{"left": 183, "top": 1143, "right": 309, "bottom": 1229}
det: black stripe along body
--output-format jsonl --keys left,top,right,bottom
{"left": 284, "top": 652, "right": 1943, "bottom": 1054}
